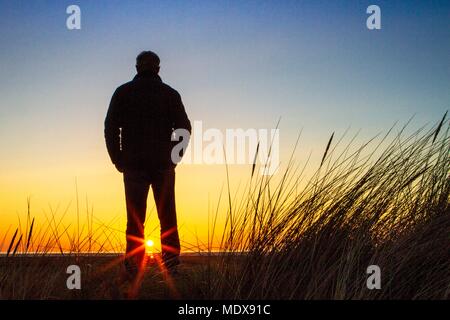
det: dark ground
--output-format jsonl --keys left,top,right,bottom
{"left": 0, "top": 254, "right": 220, "bottom": 300}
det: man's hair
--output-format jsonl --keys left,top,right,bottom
{"left": 136, "top": 51, "right": 160, "bottom": 73}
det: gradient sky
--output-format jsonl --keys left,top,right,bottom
{"left": 0, "top": 0, "right": 449, "bottom": 251}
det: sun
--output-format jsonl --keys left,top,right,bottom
{"left": 146, "top": 239, "right": 154, "bottom": 247}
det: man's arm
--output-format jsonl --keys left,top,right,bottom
{"left": 171, "top": 91, "right": 192, "bottom": 134}
{"left": 104, "top": 88, "right": 123, "bottom": 171}
{"left": 170, "top": 91, "right": 192, "bottom": 162}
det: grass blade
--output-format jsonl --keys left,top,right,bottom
{"left": 433, "top": 110, "right": 447, "bottom": 143}
{"left": 6, "top": 228, "right": 18, "bottom": 257}
{"left": 320, "top": 132, "right": 334, "bottom": 168}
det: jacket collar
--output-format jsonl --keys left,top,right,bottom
{"left": 133, "top": 71, "right": 162, "bottom": 82}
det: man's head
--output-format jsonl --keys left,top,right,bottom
{"left": 136, "top": 51, "right": 160, "bottom": 74}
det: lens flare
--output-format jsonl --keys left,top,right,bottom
{"left": 146, "top": 239, "right": 154, "bottom": 247}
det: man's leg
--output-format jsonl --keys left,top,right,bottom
{"left": 124, "top": 171, "right": 150, "bottom": 275}
{"left": 151, "top": 168, "right": 180, "bottom": 270}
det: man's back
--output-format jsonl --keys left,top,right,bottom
{"left": 105, "top": 71, "right": 191, "bottom": 171}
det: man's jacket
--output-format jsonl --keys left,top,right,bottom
{"left": 105, "top": 72, "right": 191, "bottom": 171}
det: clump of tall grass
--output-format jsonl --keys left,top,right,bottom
{"left": 0, "top": 196, "right": 125, "bottom": 299}
{"left": 207, "top": 114, "right": 450, "bottom": 299}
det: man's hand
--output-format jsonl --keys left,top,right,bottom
{"left": 115, "top": 163, "right": 124, "bottom": 173}
{"left": 114, "top": 156, "right": 124, "bottom": 173}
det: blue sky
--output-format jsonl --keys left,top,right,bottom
{"left": 1, "top": 1, "right": 448, "bottom": 140}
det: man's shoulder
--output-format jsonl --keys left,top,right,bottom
{"left": 114, "top": 78, "right": 181, "bottom": 98}
{"left": 160, "top": 81, "right": 181, "bottom": 97}
{"left": 114, "top": 81, "right": 134, "bottom": 94}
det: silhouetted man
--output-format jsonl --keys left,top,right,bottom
{"left": 105, "top": 51, "right": 191, "bottom": 277}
